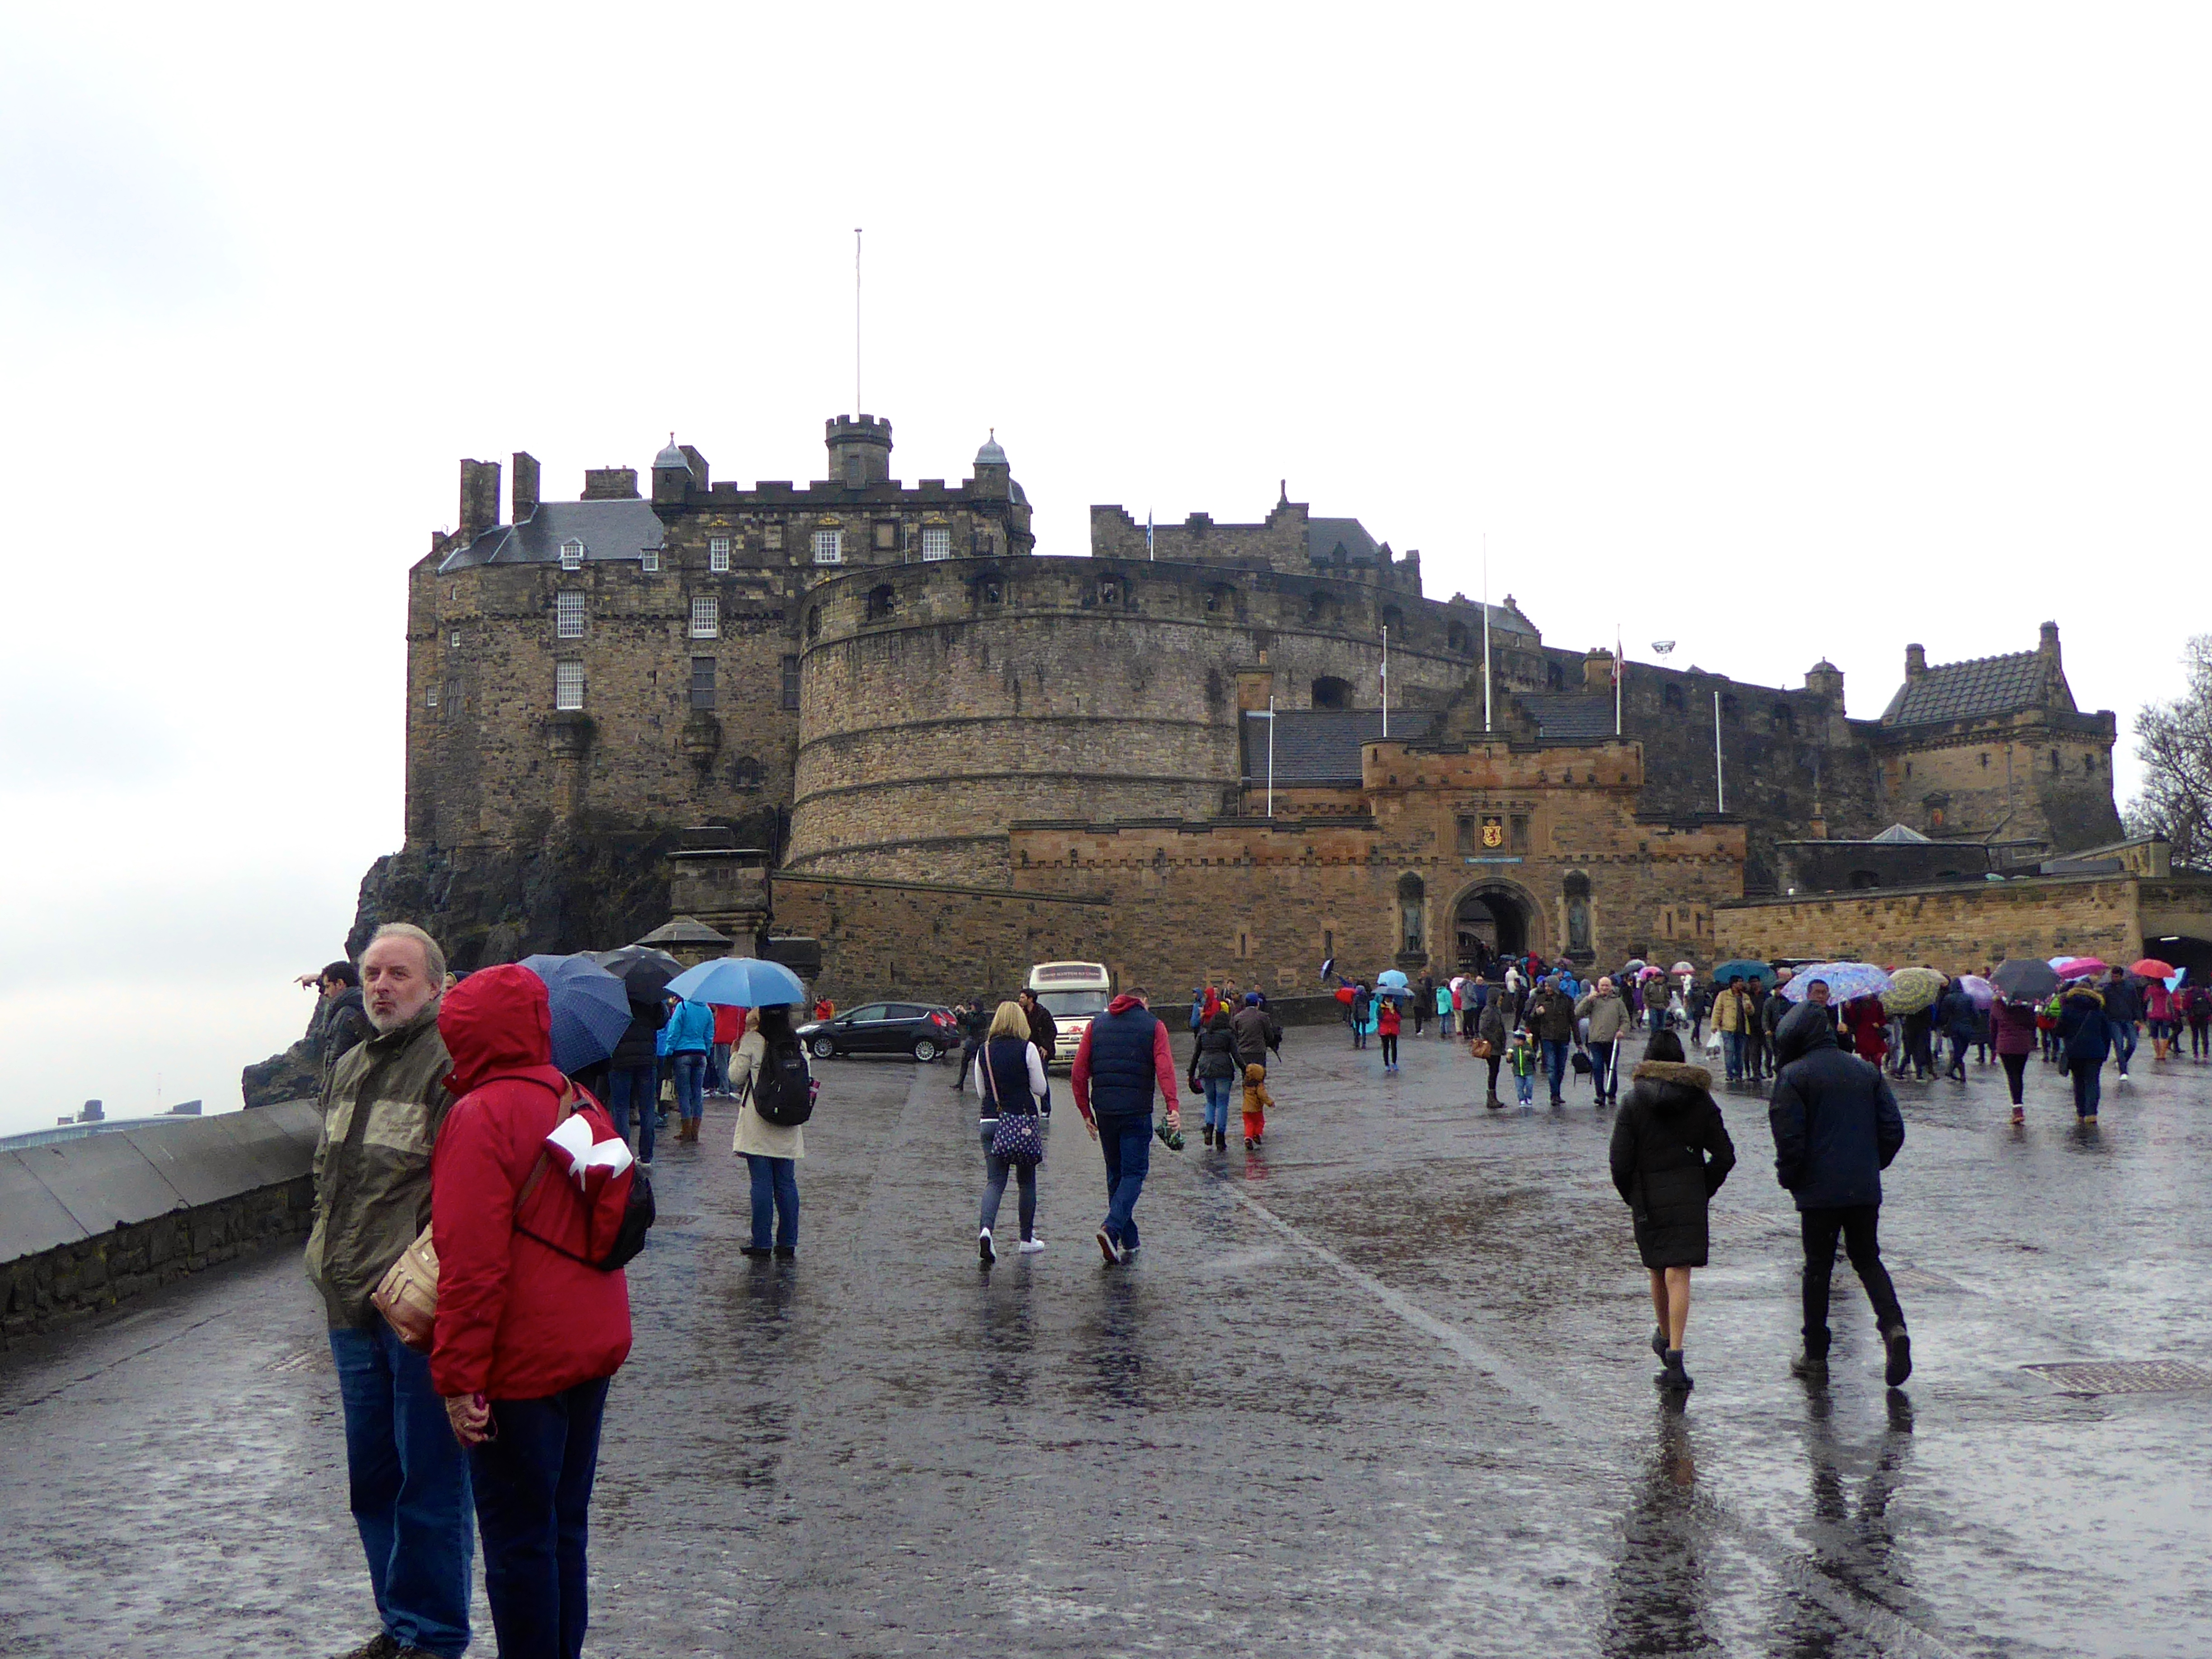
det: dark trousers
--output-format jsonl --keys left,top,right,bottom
{"left": 1541, "top": 1037, "right": 1570, "bottom": 1099}
{"left": 2000, "top": 1051, "right": 2029, "bottom": 1105}
{"left": 471, "top": 1378, "right": 611, "bottom": 1659}
{"left": 1800, "top": 1205, "right": 1905, "bottom": 1354}
{"left": 1097, "top": 1113, "right": 1153, "bottom": 1250}
{"left": 1589, "top": 1039, "right": 1618, "bottom": 1101}
{"left": 1380, "top": 1033, "right": 1399, "bottom": 1067}
{"left": 2071, "top": 1062, "right": 2102, "bottom": 1118}
{"left": 606, "top": 1065, "right": 656, "bottom": 1163}
{"left": 956, "top": 1039, "right": 983, "bottom": 1086}
{"left": 1485, "top": 1053, "right": 1503, "bottom": 1098}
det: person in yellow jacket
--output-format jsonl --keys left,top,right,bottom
{"left": 1712, "top": 978, "right": 1755, "bottom": 1085}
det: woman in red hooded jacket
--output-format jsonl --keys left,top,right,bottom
{"left": 431, "top": 964, "right": 633, "bottom": 1659}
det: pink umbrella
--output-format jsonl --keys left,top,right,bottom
{"left": 2057, "top": 956, "right": 2109, "bottom": 979}
{"left": 1958, "top": 974, "right": 1996, "bottom": 1008}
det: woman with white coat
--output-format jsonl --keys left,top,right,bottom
{"left": 729, "top": 1004, "right": 805, "bottom": 1259}
{"left": 972, "top": 1000, "right": 1048, "bottom": 1265}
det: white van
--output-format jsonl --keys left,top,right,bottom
{"left": 1026, "top": 961, "right": 1113, "bottom": 1070}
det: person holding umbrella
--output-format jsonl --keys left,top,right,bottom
{"left": 593, "top": 946, "right": 683, "bottom": 1168}
{"left": 1988, "top": 987, "right": 2040, "bottom": 1124}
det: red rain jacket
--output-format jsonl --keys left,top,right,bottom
{"left": 1378, "top": 1003, "right": 1402, "bottom": 1037}
{"left": 430, "top": 965, "right": 633, "bottom": 1401}
{"left": 712, "top": 1004, "right": 746, "bottom": 1044}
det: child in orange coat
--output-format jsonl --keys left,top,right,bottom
{"left": 1241, "top": 1062, "right": 1274, "bottom": 1151}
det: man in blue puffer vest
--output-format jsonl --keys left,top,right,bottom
{"left": 1071, "top": 986, "right": 1183, "bottom": 1265}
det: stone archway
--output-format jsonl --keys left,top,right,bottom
{"left": 1452, "top": 879, "right": 1545, "bottom": 975}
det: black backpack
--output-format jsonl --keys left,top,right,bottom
{"left": 750, "top": 1037, "right": 816, "bottom": 1128}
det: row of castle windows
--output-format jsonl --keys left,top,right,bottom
{"left": 691, "top": 525, "right": 956, "bottom": 570}
{"left": 529, "top": 653, "right": 803, "bottom": 716}
{"left": 552, "top": 592, "right": 728, "bottom": 640}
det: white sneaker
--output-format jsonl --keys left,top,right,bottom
{"left": 978, "top": 1228, "right": 996, "bottom": 1265}
{"left": 1019, "top": 1237, "right": 1046, "bottom": 1254}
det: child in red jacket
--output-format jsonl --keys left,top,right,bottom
{"left": 1378, "top": 998, "right": 1403, "bottom": 1074}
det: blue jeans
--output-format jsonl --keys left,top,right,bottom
{"left": 1097, "top": 1113, "right": 1152, "bottom": 1251}
{"left": 709, "top": 1040, "right": 731, "bottom": 1092}
{"left": 1515, "top": 1067, "right": 1534, "bottom": 1105}
{"left": 328, "top": 1324, "right": 474, "bottom": 1659}
{"left": 2107, "top": 1018, "right": 2137, "bottom": 1072}
{"left": 672, "top": 1051, "right": 707, "bottom": 1120}
{"left": 606, "top": 1064, "right": 656, "bottom": 1162}
{"left": 979, "top": 1124, "right": 1037, "bottom": 1239}
{"left": 1721, "top": 1030, "right": 1745, "bottom": 1081}
{"left": 1541, "top": 1038, "right": 1570, "bottom": 1099}
{"left": 745, "top": 1154, "right": 799, "bottom": 1249}
{"left": 471, "top": 1378, "right": 610, "bottom": 1659}
{"left": 1200, "top": 1075, "right": 1233, "bottom": 1133}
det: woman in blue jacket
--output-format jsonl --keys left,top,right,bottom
{"left": 664, "top": 995, "right": 717, "bottom": 1143}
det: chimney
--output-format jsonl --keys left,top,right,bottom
{"left": 459, "top": 459, "right": 501, "bottom": 542}
{"left": 1905, "top": 643, "right": 1926, "bottom": 679}
{"left": 511, "top": 452, "right": 540, "bottom": 522}
{"left": 2039, "top": 620, "right": 2062, "bottom": 670}
{"left": 1583, "top": 647, "right": 1615, "bottom": 692}
{"left": 79, "top": 1099, "right": 104, "bottom": 1123}
{"left": 581, "top": 467, "right": 641, "bottom": 501}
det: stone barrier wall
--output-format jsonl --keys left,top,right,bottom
{"left": 1, "top": 1102, "right": 320, "bottom": 1346}
{"left": 1712, "top": 873, "right": 2145, "bottom": 972}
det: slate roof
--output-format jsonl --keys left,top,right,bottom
{"left": 437, "top": 499, "right": 664, "bottom": 574}
{"left": 1242, "top": 709, "right": 1435, "bottom": 783}
{"left": 1513, "top": 694, "right": 1618, "bottom": 744}
{"left": 1305, "top": 517, "right": 1381, "bottom": 565}
{"left": 1880, "top": 650, "right": 2057, "bottom": 726}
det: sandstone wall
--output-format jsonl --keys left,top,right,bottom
{"left": 1713, "top": 874, "right": 2146, "bottom": 972}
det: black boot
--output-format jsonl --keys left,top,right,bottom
{"left": 1883, "top": 1325, "right": 1913, "bottom": 1387}
{"left": 1656, "top": 1349, "right": 1693, "bottom": 1392}
{"left": 1650, "top": 1324, "right": 1668, "bottom": 1360}
{"left": 1790, "top": 1346, "right": 1829, "bottom": 1382}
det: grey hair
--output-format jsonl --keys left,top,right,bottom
{"left": 367, "top": 922, "right": 447, "bottom": 987}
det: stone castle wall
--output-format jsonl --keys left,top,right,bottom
{"left": 786, "top": 556, "right": 1486, "bottom": 884}
{"left": 1713, "top": 873, "right": 2146, "bottom": 971}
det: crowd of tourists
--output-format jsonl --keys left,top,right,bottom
{"left": 290, "top": 919, "right": 2193, "bottom": 1654}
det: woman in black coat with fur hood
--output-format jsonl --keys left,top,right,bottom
{"left": 1609, "top": 1030, "right": 1736, "bottom": 1392}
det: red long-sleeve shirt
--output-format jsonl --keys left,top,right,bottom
{"left": 1069, "top": 996, "right": 1181, "bottom": 1125}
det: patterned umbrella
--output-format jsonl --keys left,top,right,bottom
{"left": 1781, "top": 963, "right": 1891, "bottom": 1003}
{"left": 1991, "top": 959, "right": 2060, "bottom": 1002}
{"left": 519, "top": 953, "right": 633, "bottom": 1074}
{"left": 1958, "top": 974, "right": 1996, "bottom": 1008}
{"left": 1881, "top": 965, "right": 1948, "bottom": 1015}
{"left": 1671, "top": 961, "right": 1696, "bottom": 975}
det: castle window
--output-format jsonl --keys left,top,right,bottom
{"left": 1098, "top": 576, "right": 1121, "bottom": 605}
{"left": 812, "top": 530, "right": 843, "bottom": 566}
{"left": 983, "top": 580, "right": 1004, "bottom": 604}
{"left": 1312, "top": 676, "right": 1351, "bottom": 710}
{"left": 1306, "top": 591, "right": 1327, "bottom": 624}
{"left": 450, "top": 631, "right": 460, "bottom": 648}
{"left": 1980, "top": 753, "right": 1990, "bottom": 768}
{"left": 555, "top": 590, "right": 586, "bottom": 639}
{"left": 554, "top": 660, "right": 584, "bottom": 711}
{"left": 2051, "top": 748, "right": 2061, "bottom": 771}
{"left": 1547, "top": 662, "right": 1565, "bottom": 690}
{"left": 1382, "top": 606, "right": 1403, "bottom": 637}
{"left": 1664, "top": 684, "right": 1685, "bottom": 711}
{"left": 709, "top": 537, "right": 731, "bottom": 572}
{"left": 1448, "top": 622, "right": 1470, "bottom": 652}
{"left": 1771, "top": 703, "right": 1793, "bottom": 732}
{"left": 642, "top": 547, "right": 661, "bottom": 573}
{"left": 1509, "top": 814, "right": 1529, "bottom": 853}
{"left": 560, "top": 539, "right": 583, "bottom": 572}
{"left": 922, "top": 526, "right": 951, "bottom": 562}
{"left": 426, "top": 685, "right": 438, "bottom": 708}
{"left": 875, "top": 520, "right": 895, "bottom": 549}
{"left": 867, "top": 583, "right": 897, "bottom": 620}
{"left": 690, "top": 595, "right": 719, "bottom": 639}
{"left": 689, "top": 656, "right": 716, "bottom": 710}
{"left": 782, "top": 655, "right": 801, "bottom": 710}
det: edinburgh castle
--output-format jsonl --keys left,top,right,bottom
{"left": 354, "top": 410, "right": 2160, "bottom": 999}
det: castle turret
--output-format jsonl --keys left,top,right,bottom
{"left": 826, "top": 414, "right": 892, "bottom": 487}
{"left": 651, "top": 435, "right": 694, "bottom": 517}
{"left": 2038, "top": 619, "right": 2062, "bottom": 679}
{"left": 972, "top": 429, "right": 1009, "bottom": 499}
{"left": 1806, "top": 658, "right": 1843, "bottom": 704}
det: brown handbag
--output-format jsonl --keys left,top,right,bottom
{"left": 369, "top": 1083, "right": 577, "bottom": 1353}
{"left": 1467, "top": 1037, "right": 1495, "bottom": 1061}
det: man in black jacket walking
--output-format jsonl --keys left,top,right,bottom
{"left": 1768, "top": 1001, "right": 1912, "bottom": 1387}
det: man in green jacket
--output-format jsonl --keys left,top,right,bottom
{"left": 306, "top": 923, "right": 473, "bottom": 1659}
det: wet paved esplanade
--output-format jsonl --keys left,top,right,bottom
{"left": 4, "top": 1035, "right": 2208, "bottom": 1657}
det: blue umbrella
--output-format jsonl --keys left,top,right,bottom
{"left": 520, "top": 953, "right": 633, "bottom": 1074}
{"left": 1781, "top": 962, "right": 1891, "bottom": 1003}
{"left": 1376, "top": 969, "right": 1411, "bottom": 991}
{"left": 665, "top": 956, "right": 808, "bottom": 1008}
{"left": 1711, "top": 958, "right": 1777, "bottom": 986}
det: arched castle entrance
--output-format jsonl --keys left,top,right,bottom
{"left": 1453, "top": 879, "right": 1542, "bottom": 976}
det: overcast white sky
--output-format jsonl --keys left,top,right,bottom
{"left": 2, "top": 5, "right": 2204, "bottom": 1136}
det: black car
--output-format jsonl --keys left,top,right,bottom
{"left": 797, "top": 1002, "right": 957, "bottom": 1062}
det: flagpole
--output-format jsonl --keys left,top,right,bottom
{"left": 1381, "top": 625, "right": 1389, "bottom": 738}
{"left": 853, "top": 228, "right": 862, "bottom": 415}
{"left": 1266, "top": 695, "right": 1275, "bottom": 817}
{"left": 1146, "top": 509, "right": 1154, "bottom": 561}
{"left": 1714, "top": 689, "right": 1725, "bottom": 813}
{"left": 1481, "top": 537, "right": 1492, "bottom": 735}
{"left": 1615, "top": 623, "right": 1622, "bottom": 737}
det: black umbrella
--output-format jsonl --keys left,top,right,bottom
{"left": 591, "top": 944, "right": 684, "bottom": 1003}
{"left": 1990, "top": 958, "right": 2060, "bottom": 1003}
